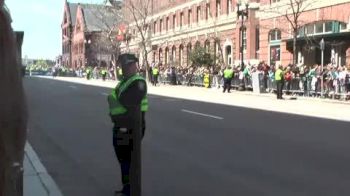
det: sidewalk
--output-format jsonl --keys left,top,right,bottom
{"left": 24, "top": 143, "right": 63, "bottom": 196}
{"left": 36, "top": 76, "right": 350, "bottom": 122}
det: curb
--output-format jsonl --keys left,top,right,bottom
{"left": 25, "top": 143, "right": 64, "bottom": 196}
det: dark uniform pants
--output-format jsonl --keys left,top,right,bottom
{"left": 152, "top": 74, "right": 158, "bottom": 86}
{"left": 113, "top": 129, "right": 131, "bottom": 195}
{"left": 223, "top": 78, "right": 232, "bottom": 92}
{"left": 112, "top": 116, "right": 145, "bottom": 195}
{"left": 276, "top": 80, "right": 284, "bottom": 99}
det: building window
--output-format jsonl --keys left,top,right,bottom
{"left": 227, "top": 0, "right": 232, "bottom": 14}
{"left": 180, "top": 12, "right": 184, "bottom": 28}
{"left": 301, "top": 21, "right": 346, "bottom": 35}
{"left": 306, "top": 24, "right": 315, "bottom": 34}
{"left": 153, "top": 21, "right": 157, "bottom": 33}
{"left": 325, "top": 21, "right": 333, "bottom": 32}
{"left": 216, "top": 0, "right": 221, "bottom": 17}
{"left": 166, "top": 17, "right": 169, "bottom": 31}
{"left": 173, "top": 14, "right": 176, "bottom": 29}
{"left": 204, "top": 40, "right": 210, "bottom": 52}
{"left": 315, "top": 22, "right": 323, "bottom": 34}
{"left": 188, "top": 9, "right": 192, "bottom": 26}
{"left": 160, "top": 19, "right": 163, "bottom": 33}
{"left": 179, "top": 45, "right": 184, "bottom": 66}
{"left": 270, "top": 45, "right": 281, "bottom": 66}
{"left": 196, "top": 6, "right": 201, "bottom": 23}
{"left": 269, "top": 29, "right": 281, "bottom": 41}
{"left": 340, "top": 22, "right": 347, "bottom": 31}
{"left": 206, "top": 3, "right": 210, "bottom": 20}
{"left": 270, "top": 0, "right": 280, "bottom": 3}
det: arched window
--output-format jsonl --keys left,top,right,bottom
{"left": 204, "top": 40, "right": 210, "bottom": 52}
{"left": 269, "top": 29, "right": 281, "bottom": 42}
{"left": 159, "top": 48, "right": 163, "bottom": 64}
{"left": 179, "top": 45, "right": 184, "bottom": 66}
{"left": 171, "top": 46, "right": 176, "bottom": 64}
{"left": 187, "top": 43, "right": 192, "bottom": 66}
{"left": 195, "top": 41, "right": 201, "bottom": 48}
{"left": 165, "top": 47, "right": 169, "bottom": 65}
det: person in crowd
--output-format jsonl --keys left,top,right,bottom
{"left": 152, "top": 65, "right": 159, "bottom": 86}
{"left": 203, "top": 68, "right": 210, "bottom": 88}
{"left": 211, "top": 65, "right": 220, "bottom": 89}
{"left": 223, "top": 65, "right": 234, "bottom": 93}
{"left": 101, "top": 68, "right": 107, "bottom": 81}
{"left": 275, "top": 65, "right": 284, "bottom": 99}
{"left": 284, "top": 66, "right": 293, "bottom": 94}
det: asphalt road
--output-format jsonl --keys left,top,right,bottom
{"left": 24, "top": 77, "right": 350, "bottom": 196}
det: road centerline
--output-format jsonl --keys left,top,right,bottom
{"left": 181, "top": 109, "right": 224, "bottom": 120}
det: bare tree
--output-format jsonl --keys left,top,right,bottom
{"left": 87, "top": 3, "right": 123, "bottom": 69}
{"left": 0, "top": 2, "right": 27, "bottom": 196}
{"left": 209, "top": 11, "right": 225, "bottom": 66}
{"left": 262, "top": 0, "right": 316, "bottom": 65}
{"left": 123, "top": 0, "right": 153, "bottom": 78}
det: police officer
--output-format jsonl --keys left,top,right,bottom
{"left": 152, "top": 66, "right": 159, "bottom": 86}
{"left": 275, "top": 65, "right": 284, "bottom": 99}
{"left": 101, "top": 68, "right": 107, "bottom": 81}
{"left": 223, "top": 66, "right": 234, "bottom": 93}
{"left": 108, "top": 54, "right": 148, "bottom": 196}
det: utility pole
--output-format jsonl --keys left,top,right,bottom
{"left": 237, "top": 1, "right": 249, "bottom": 90}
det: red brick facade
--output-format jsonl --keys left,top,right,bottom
{"left": 259, "top": 0, "right": 350, "bottom": 67}
{"left": 61, "top": 0, "right": 117, "bottom": 69}
{"left": 123, "top": 0, "right": 255, "bottom": 67}
{"left": 123, "top": 0, "right": 350, "bottom": 67}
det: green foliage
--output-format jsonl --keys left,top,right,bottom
{"left": 26, "top": 59, "right": 52, "bottom": 72}
{"left": 188, "top": 45, "right": 215, "bottom": 67}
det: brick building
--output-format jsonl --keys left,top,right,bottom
{"left": 259, "top": 0, "right": 350, "bottom": 67}
{"left": 122, "top": 0, "right": 260, "bottom": 67}
{"left": 61, "top": 0, "right": 121, "bottom": 69}
{"left": 122, "top": 0, "right": 350, "bottom": 68}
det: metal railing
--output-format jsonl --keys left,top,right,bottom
{"left": 156, "top": 72, "right": 350, "bottom": 101}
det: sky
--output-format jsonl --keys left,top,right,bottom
{"left": 6, "top": 0, "right": 103, "bottom": 60}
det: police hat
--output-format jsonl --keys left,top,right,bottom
{"left": 118, "top": 53, "right": 139, "bottom": 67}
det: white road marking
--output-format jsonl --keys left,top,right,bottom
{"left": 69, "top": 85, "right": 77, "bottom": 89}
{"left": 101, "top": 92, "right": 109, "bottom": 96}
{"left": 181, "top": 109, "right": 224, "bottom": 120}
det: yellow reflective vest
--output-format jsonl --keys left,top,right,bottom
{"left": 224, "top": 69, "right": 234, "bottom": 79}
{"left": 108, "top": 75, "right": 148, "bottom": 116}
{"left": 152, "top": 68, "right": 159, "bottom": 75}
{"left": 275, "top": 69, "right": 283, "bottom": 81}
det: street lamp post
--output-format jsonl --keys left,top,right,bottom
{"left": 84, "top": 39, "right": 91, "bottom": 67}
{"left": 237, "top": 1, "right": 249, "bottom": 90}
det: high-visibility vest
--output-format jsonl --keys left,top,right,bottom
{"left": 275, "top": 68, "right": 283, "bottom": 81}
{"left": 108, "top": 74, "right": 148, "bottom": 116}
{"left": 203, "top": 73, "right": 210, "bottom": 88}
{"left": 224, "top": 69, "right": 233, "bottom": 79}
{"left": 118, "top": 69, "right": 123, "bottom": 75}
{"left": 152, "top": 68, "right": 159, "bottom": 75}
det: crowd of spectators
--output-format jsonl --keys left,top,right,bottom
{"left": 152, "top": 61, "right": 350, "bottom": 98}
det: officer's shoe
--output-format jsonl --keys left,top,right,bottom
{"left": 121, "top": 184, "right": 130, "bottom": 196}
